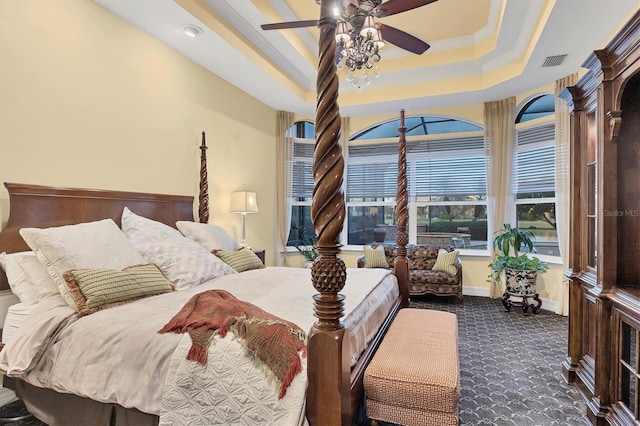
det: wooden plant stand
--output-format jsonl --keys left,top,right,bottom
{"left": 502, "top": 292, "right": 542, "bottom": 314}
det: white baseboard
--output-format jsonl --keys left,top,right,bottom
{"left": 462, "top": 286, "right": 490, "bottom": 297}
{"left": 462, "top": 286, "right": 558, "bottom": 313}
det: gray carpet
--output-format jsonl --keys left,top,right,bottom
{"left": 407, "top": 295, "right": 585, "bottom": 426}
{"left": 0, "top": 296, "right": 584, "bottom": 425}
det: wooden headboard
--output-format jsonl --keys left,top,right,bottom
{"left": 0, "top": 182, "right": 195, "bottom": 291}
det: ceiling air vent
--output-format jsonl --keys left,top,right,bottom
{"left": 542, "top": 54, "right": 567, "bottom": 68}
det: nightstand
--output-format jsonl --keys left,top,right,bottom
{"left": 253, "top": 249, "right": 265, "bottom": 265}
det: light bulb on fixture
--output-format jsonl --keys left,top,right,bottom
{"left": 360, "top": 16, "right": 376, "bottom": 38}
{"left": 335, "top": 21, "right": 351, "bottom": 44}
{"left": 372, "top": 29, "right": 385, "bottom": 48}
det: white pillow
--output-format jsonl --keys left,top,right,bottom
{"left": 19, "top": 219, "right": 147, "bottom": 306}
{"left": 0, "top": 252, "right": 59, "bottom": 305}
{"left": 176, "top": 221, "right": 239, "bottom": 251}
{"left": 121, "top": 208, "right": 236, "bottom": 289}
{"left": 121, "top": 207, "right": 183, "bottom": 245}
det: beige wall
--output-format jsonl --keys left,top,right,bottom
{"left": 0, "top": 1, "right": 566, "bottom": 309}
{"left": 0, "top": 0, "right": 277, "bottom": 262}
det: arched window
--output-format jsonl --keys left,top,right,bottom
{"left": 513, "top": 94, "right": 558, "bottom": 256}
{"left": 352, "top": 115, "right": 482, "bottom": 140}
{"left": 515, "top": 94, "right": 555, "bottom": 123}
{"left": 287, "top": 120, "right": 315, "bottom": 139}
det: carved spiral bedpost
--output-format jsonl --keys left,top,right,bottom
{"left": 395, "top": 110, "right": 410, "bottom": 307}
{"left": 306, "top": 1, "right": 350, "bottom": 425}
{"left": 198, "top": 131, "right": 209, "bottom": 224}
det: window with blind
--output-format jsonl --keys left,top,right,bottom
{"left": 346, "top": 146, "right": 398, "bottom": 245}
{"left": 348, "top": 131, "right": 488, "bottom": 248}
{"left": 288, "top": 122, "right": 315, "bottom": 248}
{"left": 514, "top": 110, "right": 558, "bottom": 256}
{"left": 287, "top": 116, "right": 488, "bottom": 249}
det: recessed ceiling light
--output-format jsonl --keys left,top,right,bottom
{"left": 181, "top": 24, "right": 202, "bottom": 38}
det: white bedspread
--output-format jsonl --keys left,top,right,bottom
{"left": 0, "top": 267, "right": 397, "bottom": 421}
{"left": 160, "top": 333, "right": 308, "bottom": 426}
{"left": 1, "top": 303, "right": 33, "bottom": 345}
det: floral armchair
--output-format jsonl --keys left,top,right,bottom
{"left": 358, "top": 244, "right": 463, "bottom": 304}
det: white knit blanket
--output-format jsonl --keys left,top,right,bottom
{"left": 159, "top": 333, "right": 307, "bottom": 426}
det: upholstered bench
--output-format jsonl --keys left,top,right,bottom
{"left": 364, "top": 308, "right": 459, "bottom": 426}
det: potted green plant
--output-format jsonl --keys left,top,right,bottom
{"left": 292, "top": 226, "right": 319, "bottom": 266}
{"left": 488, "top": 223, "right": 548, "bottom": 296}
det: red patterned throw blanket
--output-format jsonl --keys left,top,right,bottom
{"left": 158, "top": 289, "right": 307, "bottom": 399}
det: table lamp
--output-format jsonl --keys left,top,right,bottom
{"left": 229, "top": 188, "right": 258, "bottom": 247}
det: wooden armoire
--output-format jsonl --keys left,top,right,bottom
{"left": 562, "top": 10, "right": 640, "bottom": 426}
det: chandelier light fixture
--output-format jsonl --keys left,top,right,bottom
{"left": 335, "top": 16, "right": 385, "bottom": 90}
{"left": 262, "top": 0, "right": 433, "bottom": 89}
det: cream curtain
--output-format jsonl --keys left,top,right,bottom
{"left": 484, "top": 97, "right": 516, "bottom": 298}
{"left": 341, "top": 116, "right": 350, "bottom": 245}
{"left": 276, "top": 111, "right": 295, "bottom": 266}
{"left": 554, "top": 73, "right": 578, "bottom": 315}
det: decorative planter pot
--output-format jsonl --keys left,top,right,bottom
{"left": 502, "top": 268, "right": 542, "bottom": 314}
{"left": 504, "top": 268, "right": 538, "bottom": 295}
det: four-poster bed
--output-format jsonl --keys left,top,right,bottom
{"left": 0, "top": 1, "right": 410, "bottom": 424}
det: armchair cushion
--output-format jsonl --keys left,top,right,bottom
{"left": 363, "top": 245, "right": 389, "bottom": 268}
{"left": 432, "top": 249, "right": 460, "bottom": 275}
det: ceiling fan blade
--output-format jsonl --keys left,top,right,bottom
{"left": 374, "top": 0, "right": 438, "bottom": 18}
{"left": 260, "top": 20, "right": 319, "bottom": 31}
{"left": 378, "top": 23, "right": 430, "bottom": 54}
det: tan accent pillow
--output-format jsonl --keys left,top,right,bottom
{"left": 363, "top": 245, "right": 389, "bottom": 268}
{"left": 432, "top": 249, "right": 459, "bottom": 275}
{"left": 63, "top": 264, "right": 174, "bottom": 316}
{"left": 213, "top": 247, "right": 265, "bottom": 273}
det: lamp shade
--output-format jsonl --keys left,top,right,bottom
{"left": 360, "top": 16, "right": 376, "bottom": 37}
{"left": 335, "top": 21, "right": 351, "bottom": 44}
{"left": 229, "top": 191, "right": 258, "bottom": 214}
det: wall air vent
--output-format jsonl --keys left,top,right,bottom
{"left": 542, "top": 54, "right": 568, "bottom": 68}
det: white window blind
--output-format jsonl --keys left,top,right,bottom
{"left": 514, "top": 123, "right": 555, "bottom": 194}
{"left": 348, "top": 135, "right": 486, "bottom": 200}
{"left": 347, "top": 161, "right": 398, "bottom": 199}
{"left": 413, "top": 157, "right": 487, "bottom": 197}
{"left": 292, "top": 140, "right": 314, "bottom": 200}
{"left": 411, "top": 136, "right": 486, "bottom": 197}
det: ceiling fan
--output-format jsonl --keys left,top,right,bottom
{"left": 260, "top": 0, "right": 438, "bottom": 55}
